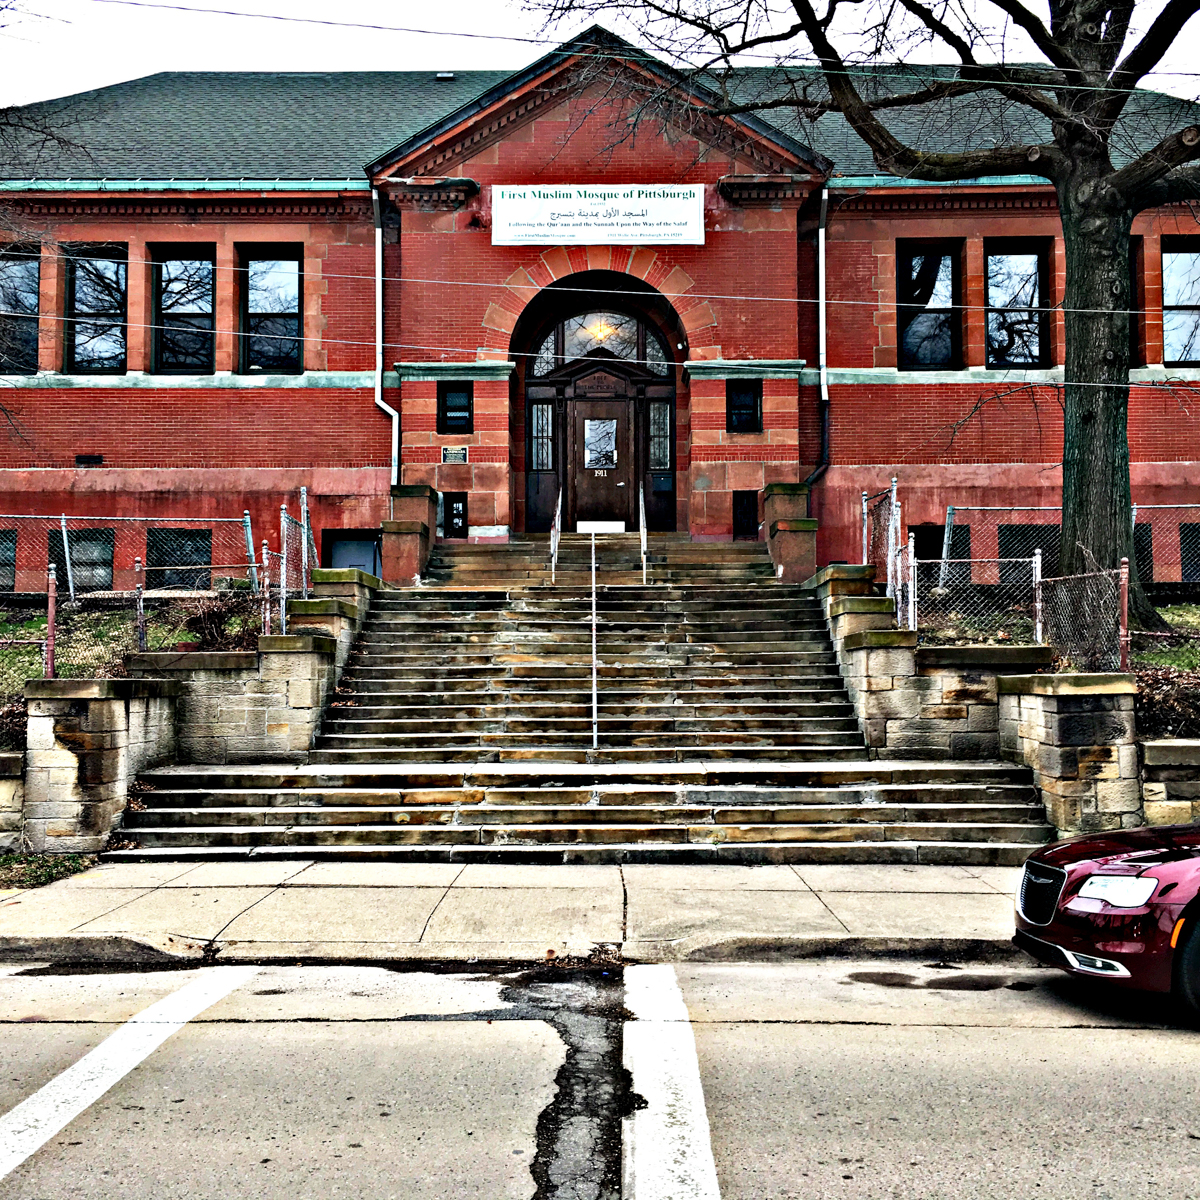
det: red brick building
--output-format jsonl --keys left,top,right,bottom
{"left": 0, "top": 28, "right": 1197, "bottom": 576}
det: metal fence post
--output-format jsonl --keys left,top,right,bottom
{"left": 135, "top": 556, "right": 146, "bottom": 652}
{"left": 1033, "top": 548, "right": 1043, "bottom": 644}
{"left": 59, "top": 514, "right": 75, "bottom": 602}
{"left": 280, "top": 505, "right": 289, "bottom": 636}
{"left": 243, "top": 510, "right": 259, "bottom": 595}
{"left": 44, "top": 563, "right": 55, "bottom": 678}
{"left": 861, "top": 491, "right": 869, "bottom": 565}
{"left": 1119, "top": 557, "right": 1130, "bottom": 671}
{"left": 907, "top": 533, "right": 917, "bottom": 631}
{"left": 261, "top": 540, "right": 270, "bottom": 634}
{"left": 300, "top": 486, "right": 310, "bottom": 600}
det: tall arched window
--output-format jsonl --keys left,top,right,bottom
{"left": 530, "top": 311, "right": 671, "bottom": 376}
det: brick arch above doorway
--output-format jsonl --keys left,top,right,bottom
{"left": 474, "top": 245, "right": 722, "bottom": 361}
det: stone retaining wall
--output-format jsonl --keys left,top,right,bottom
{"left": 998, "top": 674, "right": 1139, "bottom": 836}
{"left": 1142, "top": 741, "right": 1200, "bottom": 825}
{"left": 0, "top": 752, "right": 24, "bottom": 853}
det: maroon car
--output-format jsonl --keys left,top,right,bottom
{"left": 1014, "top": 824, "right": 1200, "bottom": 1012}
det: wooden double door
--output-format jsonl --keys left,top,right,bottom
{"left": 525, "top": 357, "right": 675, "bottom": 533}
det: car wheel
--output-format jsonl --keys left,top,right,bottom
{"left": 1174, "top": 921, "right": 1200, "bottom": 1017}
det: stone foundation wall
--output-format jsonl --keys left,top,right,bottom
{"left": 0, "top": 752, "right": 24, "bottom": 853}
{"left": 998, "top": 674, "right": 1140, "bottom": 836}
{"left": 21, "top": 679, "right": 178, "bottom": 853}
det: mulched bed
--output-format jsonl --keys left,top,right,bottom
{"left": 1135, "top": 665, "right": 1200, "bottom": 740}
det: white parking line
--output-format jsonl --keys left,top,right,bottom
{"left": 0, "top": 965, "right": 261, "bottom": 1182}
{"left": 623, "top": 964, "right": 722, "bottom": 1200}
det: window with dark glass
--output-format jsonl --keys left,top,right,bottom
{"left": 154, "top": 252, "right": 214, "bottom": 373}
{"left": 530, "top": 311, "right": 671, "bottom": 376}
{"left": 649, "top": 401, "right": 671, "bottom": 469}
{"left": 67, "top": 248, "right": 126, "bottom": 374}
{"left": 529, "top": 402, "right": 554, "bottom": 471}
{"left": 0, "top": 530, "right": 16, "bottom": 592}
{"left": 437, "top": 381, "right": 474, "bottom": 434}
{"left": 897, "top": 242, "right": 961, "bottom": 368}
{"left": 146, "top": 528, "right": 212, "bottom": 590}
{"left": 726, "top": 379, "right": 763, "bottom": 434}
{"left": 240, "top": 253, "right": 302, "bottom": 373}
{"left": 1162, "top": 241, "right": 1200, "bottom": 364}
{"left": 985, "top": 242, "right": 1049, "bottom": 368}
{"left": 48, "top": 528, "right": 114, "bottom": 592}
{"left": 0, "top": 247, "right": 39, "bottom": 374}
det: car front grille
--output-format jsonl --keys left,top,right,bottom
{"left": 1018, "top": 861, "right": 1067, "bottom": 925}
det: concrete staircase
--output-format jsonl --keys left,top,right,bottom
{"left": 113, "top": 536, "right": 1053, "bottom": 864}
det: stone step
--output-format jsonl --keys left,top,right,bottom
{"left": 331, "top": 702, "right": 858, "bottom": 719}
{"left": 305, "top": 747, "right": 874, "bottom": 764}
{"left": 320, "top": 716, "right": 864, "bottom": 735}
{"left": 315, "top": 727, "right": 867, "bottom": 747}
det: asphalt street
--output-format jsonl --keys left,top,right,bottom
{"left": 0, "top": 958, "right": 1196, "bottom": 1199}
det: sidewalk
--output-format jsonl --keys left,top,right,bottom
{"left": 0, "top": 862, "right": 1025, "bottom": 965}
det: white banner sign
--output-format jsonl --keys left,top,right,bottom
{"left": 491, "top": 184, "right": 705, "bottom": 246}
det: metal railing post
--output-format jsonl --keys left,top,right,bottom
{"left": 260, "top": 540, "right": 271, "bottom": 634}
{"left": 640, "top": 482, "right": 648, "bottom": 586}
{"left": 59, "top": 514, "right": 75, "bottom": 602}
{"left": 861, "top": 491, "right": 869, "bottom": 565}
{"left": 907, "top": 533, "right": 917, "bottom": 631}
{"left": 243, "top": 510, "right": 259, "bottom": 594}
{"left": 1119, "top": 556, "right": 1130, "bottom": 671}
{"left": 135, "top": 556, "right": 146, "bottom": 652}
{"left": 44, "top": 563, "right": 55, "bottom": 678}
{"left": 1033, "top": 548, "right": 1043, "bottom": 644}
{"left": 279, "top": 505, "right": 289, "bottom": 635}
{"left": 591, "top": 530, "right": 598, "bottom": 751}
{"left": 550, "top": 486, "right": 562, "bottom": 585}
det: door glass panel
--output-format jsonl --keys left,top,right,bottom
{"left": 584, "top": 419, "right": 617, "bottom": 468}
{"left": 530, "top": 403, "right": 554, "bottom": 471}
{"left": 649, "top": 402, "right": 671, "bottom": 469}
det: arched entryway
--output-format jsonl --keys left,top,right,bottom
{"left": 513, "top": 271, "right": 686, "bottom": 533}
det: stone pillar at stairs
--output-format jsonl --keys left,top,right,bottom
{"left": 381, "top": 484, "right": 438, "bottom": 584}
{"left": 763, "top": 482, "right": 816, "bottom": 582}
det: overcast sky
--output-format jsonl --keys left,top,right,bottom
{"left": 2, "top": 0, "right": 1199, "bottom": 108}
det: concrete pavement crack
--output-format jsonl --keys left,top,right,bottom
{"left": 416, "top": 865, "right": 466, "bottom": 944}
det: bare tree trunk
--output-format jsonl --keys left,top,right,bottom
{"left": 1057, "top": 170, "right": 1164, "bottom": 630}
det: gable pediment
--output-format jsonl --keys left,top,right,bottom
{"left": 367, "top": 27, "right": 829, "bottom": 188}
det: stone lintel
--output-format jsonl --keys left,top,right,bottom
{"left": 311, "top": 567, "right": 382, "bottom": 590}
{"left": 1142, "top": 739, "right": 1200, "bottom": 767}
{"left": 997, "top": 672, "right": 1136, "bottom": 695}
{"left": 842, "top": 630, "right": 918, "bottom": 651}
{"left": 393, "top": 361, "right": 515, "bottom": 381}
{"left": 683, "top": 359, "right": 807, "bottom": 380}
{"left": 258, "top": 635, "right": 337, "bottom": 656}
{"left": 24, "top": 678, "right": 181, "bottom": 701}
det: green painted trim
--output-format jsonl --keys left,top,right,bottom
{"left": 393, "top": 361, "right": 515, "bottom": 381}
{"left": 821, "top": 366, "right": 1064, "bottom": 386}
{"left": 0, "top": 370, "right": 384, "bottom": 390}
{"left": 830, "top": 174, "right": 1051, "bottom": 189}
{"left": 0, "top": 178, "right": 369, "bottom": 192}
{"left": 684, "top": 359, "right": 807, "bottom": 380}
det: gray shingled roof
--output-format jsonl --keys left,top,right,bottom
{"left": 3, "top": 55, "right": 1197, "bottom": 183}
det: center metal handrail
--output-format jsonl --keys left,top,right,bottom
{"left": 639, "top": 483, "right": 648, "bottom": 585}
{"left": 550, "top": 486, "right": 563, "bottom": 584}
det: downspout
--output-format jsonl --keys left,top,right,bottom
{"left": 804, "top": 185, "right": 831, "bottom": 500}
{"left": 372, "top": 186, "right": 399, "bottom": 487}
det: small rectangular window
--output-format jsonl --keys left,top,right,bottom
{"left": 240, "top": 253, "right": 302, "bottom": 373}
{"left": 897, "top": 242, "right": 961, "bottom": 368}
{"left": 530, "top": 402, "right": 554, "bottom": 471}
{"left": 726, "top": 379, "right": 762, "bottom": 434}
{"left": 0, "top": 530, "right": 16, "bottom": 592}
{"left": 146, "top": 528, "right": 212, "bottom": 590}
{"left": 1134, "top": 522, "right": 1153, "bottom": 585}
{"left": 1181, "top": 524, "right": 1200, "bottom": 583}
{"left": 649, "top": 401, "right": 671, "bottom": 470}
{"left": 154, "top": 251, "right": 215, "bottom": 373}
{"left": 1162, "top": 241, "right": 1200, "bottom": 365}
{"left": 49, "top": 528, "right": 114, "bottom": 592}
{"left": 0, "top": 247, "right": 40, "bottom": 374}
{"left": 438, "top": 381, "right": 474, "bottom": 435}
{"left": 985, "top": 241, "right": 1050, "bottom": 368}
{"left": 999, "top": 523, "right": 1060, "bottom": 583}
{"left": 444, "top": 492, "right": 468, "bottom": 538}
{"left": 67, "top": 248, "right": 126, "bottom": 374}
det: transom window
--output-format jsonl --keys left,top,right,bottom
{"left": 1162, "top": 241, "right": 1200, "bottom": 364}
{"left": 897, "top": 242, "right": 961, "bottom": 369}
{"left": 985, "top": 241, "right": 1050, "bottom": 368}
{"left": 530, "top": 310, "right": 671, "bottom": 376}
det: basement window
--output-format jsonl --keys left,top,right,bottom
{"left": 154, "top": 250, "right": 215, "bottom": 373}
{"left": 897, "top": 241, "right": 961, "bottom": 369}
{"left": 49, "top": 527, "right": 114, "bottom": 592}
{"left": 240, "top": 252, "right": 302, "bottom": 373}
{"left": 66, "top": 247, "right": 127, "bottom": 374}
{"left": 985, "top": 241, "right": 1050, "bottom": 368}
{"left": 0, "top": 246, "right": 39, "bottom": 374}
{"left": 726, "top": 379, "right": 763, "bottom": 434}
{"left": 1162, "top": 241, "right": 1200, "bottom": 364}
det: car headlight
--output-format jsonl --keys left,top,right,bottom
{"left": 1077, "top": 875, "right": 1159, "bottom": 907}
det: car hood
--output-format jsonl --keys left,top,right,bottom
{"left": 1037, "top": 824, "right": 1200, "bottom": 870}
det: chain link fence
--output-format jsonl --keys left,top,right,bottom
{"left": 1040, "top": 565, "right": 1129, "bottom": 672}
{"left": 1128, "top": 504, "right": 1200, "bottom": 586}
{"left": 862, "top": 477, "right": 902, "bottom": 598}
